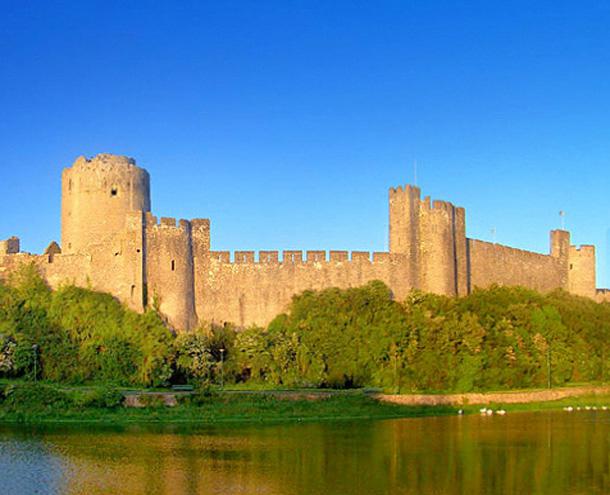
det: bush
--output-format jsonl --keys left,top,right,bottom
{"left": 2, "top": 383, "right": 73, "bottom": 410}
{"left": 0, "top": 265, "right": 174, "bottom": 386}
{"left": 76, "top": 387, "right": 124, "bottom": 409}
{"left": 186, "top": 384, "right": 218, "bottom": 406}
{"left": 174, "top": 332, "right": 215, "bottom": 383}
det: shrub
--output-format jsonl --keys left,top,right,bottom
{"left": 0, "top": 266, "right": 174, "bottom": 386}
{"left": 174, "top": 332, "right": 215, "bottom": 382}
{"left": 2, "top": 383, "right": 73, "bottom": 410}
{"left": 187, "top": 384, "right": 218, "bottom": 406}
{"left": 77, "top": 387, "right": 124, "bottom": 409}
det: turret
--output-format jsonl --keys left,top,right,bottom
{"left": 568, "top": 245, "right": 596, "bottom": 298}
{"left": 388, "top": 185, "right": 467, "bottom": 296}
{"left": 61, "top": 154, "right": 151, "bottom": 254}
{"left": 550, "top": 230, "right": 570, "bottom": 261}
{"left": 389, "top": 185, "right": 421, "bottom": 287}
{"left": 550, "top": 230, "right": 596, "bottom": 298}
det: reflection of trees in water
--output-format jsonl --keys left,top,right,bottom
{"left": 20, "top": 414, "right": 610, "bottom": 494}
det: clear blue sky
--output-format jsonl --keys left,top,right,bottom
{"left": 2, "top": 1, "right": 610, "bottom": 285}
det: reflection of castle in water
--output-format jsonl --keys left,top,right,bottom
{"left": 2, "top": 414, "right": 608, "bottom": 494}
{"left": 0, "top": 153, "right": 605, "bottom": 331}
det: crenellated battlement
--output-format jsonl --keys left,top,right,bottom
{"left": 389, "top": 184, "right": 462, "bottom": 215}
{"left": 389, "top": 184, "right": 421, "bottom": 197}
{"left": 259, "top": 251, "right": 279, "bottom": 264}
{"left": 208, "top": 250, "right": 392, "bottom": 265}
{"left": 330, "top": 250, "right": 348, "bottom": 262}
{"left": 145, "top": 214, "right": 192, "bottom": 234}
{"left": 71, "top": 153, "right": 136, "bottom": 170}
{"left": 191, "top": 218, "right": 210, "bottom": 232}
{"left": 307, "top": 251, "right": 326, "bottom": 262}
{"left": 570, "top": 244, "right": 595, "bottom": 254}
{"left": 210, "top": 251, "right": 230, "bottom": 263}
{"left": 234, "top": 251, "right": 255, "bottom": 263}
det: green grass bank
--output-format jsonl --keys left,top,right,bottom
{"left": 0, "top": 383, "right": 455, "bottom": 425}
{"left": 2, "top": 382, "right": 610, "bottom": 426}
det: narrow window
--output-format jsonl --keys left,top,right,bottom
{"left": 570, "top": 264, "right": 573, "bottom": 270}
{"left": 111, "top": 187, "right": 118, "bottom": 196}
{"left": 171, "top": 260, "right": 175, "bottom": 271}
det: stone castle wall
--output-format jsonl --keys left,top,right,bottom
{"left": 466, "top": 239, "right": 567, "bottom": 293}
{"left": 196, "top": 251, "right": 410, "bottom": 327}
{"left": 0, "top": 154, "right": 604, "bottom": 331}
{"left": 0, "top": 251, "right": 90, "bottom": 290}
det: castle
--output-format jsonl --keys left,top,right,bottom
{"left": 0, "top": 154, "right": 607, "bottom": 331}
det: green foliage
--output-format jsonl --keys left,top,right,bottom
{"left": 2, "top": 383, "right": 72, "bottom": 411}
{"left": 172, "top": 325, "right": 236, "bottom": 386}
{"left": 230, "top": 283, "right": 610, "bottom": 393}
{"left": 185, "top": 383, "right": 218, "bottom": 406}
{"left": 174, "top": 332, "right": 215, "bottom": 382}
{"left": 76, "top": 387, "right": 124, "bottom": 409}
{"left": 238, "top": 281, "right": 409, "bottom": 389}
{"left": 0, "top": 264, "right": 173, "bottom": 386}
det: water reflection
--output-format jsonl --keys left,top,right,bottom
{"left": 0, "top": 412, "right": 609, "bottom": 494}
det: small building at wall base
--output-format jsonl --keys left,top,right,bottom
{"left": 0, "top": 154, "right": 607, "bottom": 331}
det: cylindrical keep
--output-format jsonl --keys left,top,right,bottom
{"left": 61, "top": 154, "right": 151, "bottom": 254}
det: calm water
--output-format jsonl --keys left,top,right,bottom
{"left": 0, "top": 411, "right": 609, "bottom": 494}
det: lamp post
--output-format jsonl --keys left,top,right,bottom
{"left": 219, "top": 348, "right": 225, "bottom": 389}
{"left": 547, "top": 346, "right": 552, "bottom": 390}
{"left": 32, "top": 344, "right": 38, "bottom": 383}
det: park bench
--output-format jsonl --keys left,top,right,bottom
{"left": 171, "top": 384, "right": 194, "bottom": 392}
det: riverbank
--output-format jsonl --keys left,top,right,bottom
{"left": 376, "top": 384, "right": 610, "bottom": 406}
{"left": 2, "top": 382, "right": 610, "bottom": 425}
{"left": 0, "top": 384, "right": 454, "bottom": 424}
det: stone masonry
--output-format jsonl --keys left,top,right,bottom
{"left": 0, "top": 154, "right": 606, "bottom": 331}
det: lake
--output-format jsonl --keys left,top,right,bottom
{"left": 0, "top": 411, "right": 608, "bottom": 494}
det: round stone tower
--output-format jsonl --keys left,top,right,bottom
{"left": 61, "top": 154, "right": 151, "bottom": 254}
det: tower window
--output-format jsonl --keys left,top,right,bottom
{"left": 111, "top": 187, "right": 118, "bottom": 196}
{"left": 171, "top": 260, "right": 175, "bottom": 271}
